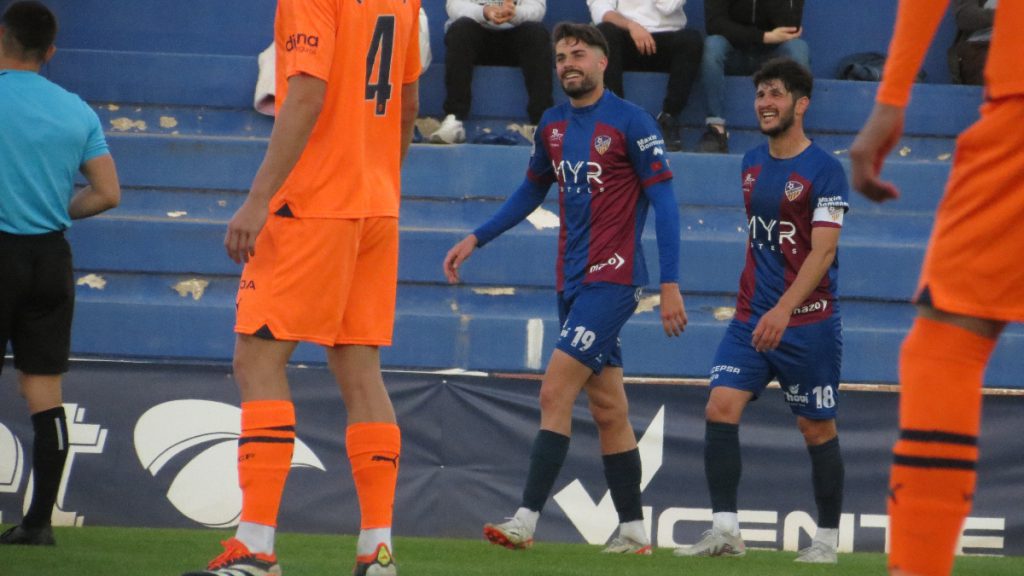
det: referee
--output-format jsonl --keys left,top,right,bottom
{"left": 0, "top": 1, "right": 120, "bottom": 546}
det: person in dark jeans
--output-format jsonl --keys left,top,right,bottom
{"left": 699, "top": 0, "right": 809, "bottom": 153}
{"left": 590, "top": 0, "right": 703, "bottom": 151}
{"left": 431, "top": 0, "right": 553, "bottom": 144}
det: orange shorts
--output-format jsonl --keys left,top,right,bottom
{"left": 917, "top": 96, "right": 1024, "bottom": 322}
{"left": 235, "top": 215, "right": 398, "bottom": 346}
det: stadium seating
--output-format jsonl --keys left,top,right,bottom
{"left": 39, "top": 0, "right": 1024, "bottom": 386}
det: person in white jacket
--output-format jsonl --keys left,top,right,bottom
{"left": 589, "top": 0, "right": 703, "bottom": 151}
{"left": 430, "top": 0, "right": 553, "bottom": 143}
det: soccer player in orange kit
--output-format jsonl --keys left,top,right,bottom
{"left": 183, "top": 1, "right": 420, "bottom": 575}
{"left": 850, "top": 2, "right": 1023, "bottom": 575}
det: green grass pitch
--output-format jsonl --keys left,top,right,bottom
{"left": 1, "top": 526, "right": 1021, "bottom": 575}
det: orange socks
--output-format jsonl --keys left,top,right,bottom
{"left": 347, "top": 422, "right": 401, "bottom": 529}
{"left": 238, "top": 400, "right": 296, "bottom": 527}
{"left": 888, "top": 317, "right": 995, "bottom": 576}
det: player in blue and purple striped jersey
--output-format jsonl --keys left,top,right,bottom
{"left": 443, "top": 22, "right": 687, "bottom": 555}
{"left": 676, "top": 58, "right": 849, "bottom": 564}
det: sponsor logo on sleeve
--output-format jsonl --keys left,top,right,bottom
{"left": 636, "top": 134, "right": 664, "bottom": 152}
{"left": 817, "top": 195, "right": 848, "bottom": 208}
{"left": 285, "top": 33, "right": 319, "bottom": 53}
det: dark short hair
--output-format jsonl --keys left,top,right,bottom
{"left": 1, "top": 1, "right": 57, "bottom": 62}
{"left": 753, "top": 57, "right": 813, "bottom": 100}
{"left": 551, "top": 21, "right": 609, "bottom": 56}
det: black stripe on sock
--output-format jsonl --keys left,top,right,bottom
{"left": 253, "top": 425, "right": 296, "bottom": 433}
{"left": 238, "top": 436, "right": 295, "bottom": 446}
{"left": 893, "top": 454, "right": 975, "bottom": 470}
{"left": 900, "top": 429, "right": 977, "bottom": 446}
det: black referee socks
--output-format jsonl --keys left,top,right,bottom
{"left": 23, "top": 406, "right": 69, "bottom": 529}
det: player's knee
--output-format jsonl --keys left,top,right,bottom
{"left": 232, "top": 353, "right": 278, "bottom": 396}
{"left": 538, "top": 384, "right": 572, "bottom": 417}
{"left": 797, "top": 417, "right": 836, "bottom": 445}
{"left": 589, "top": 400, "right": 628, "bottom": 431}
{"left": 232, "top": 355, "right": 257, "bottom": 392}
{"left": 704, "top": 399, "right": 740, "bottom": 424}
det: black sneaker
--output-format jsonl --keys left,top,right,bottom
{"left": 0, "top": 524, "right": 56, "bottom": 546}
{"left": 656, "top": 112, "right": 682, "bottom": 152}
{"left": 698, "top": 124, "right": 729, "bottom": 153}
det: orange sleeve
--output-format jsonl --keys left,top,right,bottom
{"left": 278, "top": 0, "right": 337, "bottom": 82}
{"left": 403, "top": 1, "right": 423, "bottom": 83}
{"left": 876, "top": 0, "right": 949, "bottom": 107}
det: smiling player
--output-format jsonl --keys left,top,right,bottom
{"left": 444, "top": 21, "right": 687, "bottom": 555}
{"left": 675, "top": 58, "right": 849, "bottom": 564}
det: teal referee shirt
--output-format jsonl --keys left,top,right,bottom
{"left": 0, "top": 69, "right": 109, "bottom": 234}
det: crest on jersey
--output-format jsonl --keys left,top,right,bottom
{"left": 594, "top": 135, "right": 611, "bottom": 155}
{"left": 784, "top": 180, "right": 804, "bottom": 201}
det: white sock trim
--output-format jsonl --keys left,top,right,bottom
{"left": 712, "top": 512, "right": 740, "bottom": 536}
{"left": 618, "top": 520, "right": 648, "bottom": 543}
{"left": 814, "top": 527, "right": 839, "bottom": 549}
{"left": 357, "top": 527, "right": 392, "bottom": 557}
{"left": 235, "top": 521, "right": 275, "bottom": 555}
{"left": 513, "top": 507, "right": 540, "bottom": 532}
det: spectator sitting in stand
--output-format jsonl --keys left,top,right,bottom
{"left": 698, "top": 0, "right": 809, "bottom": 153}
{"left": 431, "top": 0, "right": 553, "bottom": 144}
{"left": 589, "top": 0, "right": 703, "bottom": 151}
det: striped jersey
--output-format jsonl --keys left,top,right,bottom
{"left": 735, "top": 142, "right": 849, "bottom": 325}
{"left": 525, "top": 90, "right": 676, "bottom": 296}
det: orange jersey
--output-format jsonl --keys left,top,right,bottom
{"left": 878, "top": 0, "right": 1024, "bottom": 106}
{"left": 273, "top": 0, "right": 421, "bottom": 218}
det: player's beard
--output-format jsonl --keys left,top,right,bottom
{"left": 760, "top": 105, "right": 796, "bottom": 137}
{"left": 561, "top": 73, "right": 598, "bottom": 100}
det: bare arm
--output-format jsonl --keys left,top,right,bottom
{"left": 248, "top": 73, "right": 325, "bottom": 206}
{"left": 850, "top": 103, "right": 905, "bottom": 202}
{"left": 400, "top": 79, "right": 419, "bottom": 165}
{"left": 225, "top": 73, "right": 326, "bottom": 264}
{"left": 601, "top": 10, "right": 656, "bottom": 55}
{"left": 751, "top": 226, "right": 840, "bottom": 352}
{"left": 69, "top": 154, "right": 121, "bottom": 219}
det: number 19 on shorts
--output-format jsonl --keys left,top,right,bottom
{"left": 561, "top": 324, "right": 596, "bottom": 352}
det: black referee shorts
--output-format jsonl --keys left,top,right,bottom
{"left": 0, "top": 230, "right": 74, "bottom": 377}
